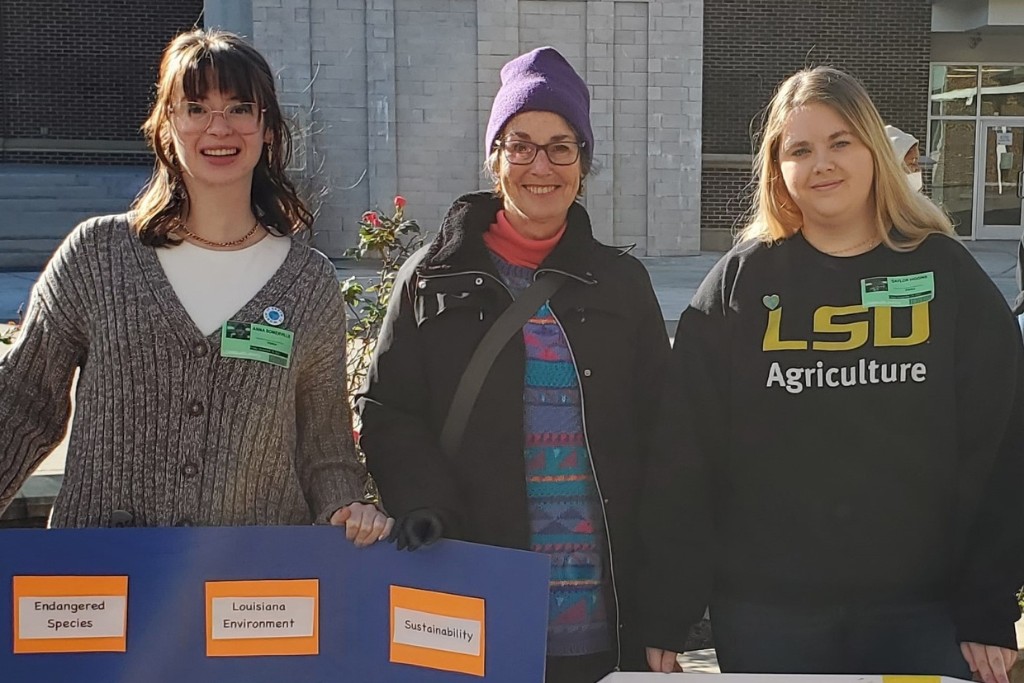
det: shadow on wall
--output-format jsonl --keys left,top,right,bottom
{"left": 0, "top": 165, "right": 151, "bottom": 270}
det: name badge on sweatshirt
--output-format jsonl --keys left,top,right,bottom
{"left": 221, "top": 321, "right": 294, "bottom": 368}
{"left": 860, "top": 272, "right": 935, "bottom": 308}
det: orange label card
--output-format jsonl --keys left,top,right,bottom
{"left": 13, "top": 575, "right": 129, "bottom": 654}
{"left": 389, "top": 585, "right": 486, "bottom": 677}
{"left": 205, "top": 579, "right": 319, "bottom": 657}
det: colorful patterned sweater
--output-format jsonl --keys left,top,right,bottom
{"left": 489, "top": 252, "right": 611, "bottom": 657}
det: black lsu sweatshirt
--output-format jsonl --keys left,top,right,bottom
{"left": 640, "top": 231, "right": 1024, "bottom": 651}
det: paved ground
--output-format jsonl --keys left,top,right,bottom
{"left": 0, "top": 271, "right": 35, "bottom": 322}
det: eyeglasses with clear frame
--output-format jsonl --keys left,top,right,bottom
{"left": 169, "top": 101, "right": 266, "bottom": 134}
{"left": 495, "top": 137, "right": 585, "bottom": 166}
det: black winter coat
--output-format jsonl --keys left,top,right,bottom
{"left": 357, "top": 192, "right": 671, "bottom": 670}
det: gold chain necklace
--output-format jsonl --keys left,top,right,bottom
{"left": 824, "top": 235, "right": 880, "bottom": 256}
{"left": 176, "top": 218, "right": 261, "bottom": 248}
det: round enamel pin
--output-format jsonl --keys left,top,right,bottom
{"left": 263, "top": 306, "right": 285, "bottom": 326}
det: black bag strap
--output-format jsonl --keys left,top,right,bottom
{"left": 440, "top": 273, "right": 568, "bottom": 457}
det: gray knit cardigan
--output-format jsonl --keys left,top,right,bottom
{"left": 0, "top": 214, "right": 367, "bottom": 527}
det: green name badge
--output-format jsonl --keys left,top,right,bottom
{"left": 221, "top": 321, "right": 294, "bottom": 368}
{"left": 860, "top": 271, "right": 935, "bottom": 308}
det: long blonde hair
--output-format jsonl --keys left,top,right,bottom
{"left": 132, "top": 29, "right": 312, "bottom": 246}
{"left": 739, "top": 66, "right": 953, "bottom": 250}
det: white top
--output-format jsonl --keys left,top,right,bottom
{"left": 156, "top": 235, "right": 292, "bottom": 336}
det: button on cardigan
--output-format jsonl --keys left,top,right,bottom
{"left": 0, "top": 214, "right": 366, "bottom": 527}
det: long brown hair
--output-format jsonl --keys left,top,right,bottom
{"left": 739, "top": 67, "right": 953, "bottom": 251}
{"left": 132, "top": 29, "right": 312, "bottom": 246}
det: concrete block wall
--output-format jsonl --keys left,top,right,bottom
{"left": 394, "top": 0, "right": 481, "bottom": 228}
{"left": 0, "top": 166, "right": 150, "bottom": 269}
{"left": 612, "top": 1, "right": 650, "bottom": 249}
{"left": 252, "top": 0, "right": 703, "bottom": 257}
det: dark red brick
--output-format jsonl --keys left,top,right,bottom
{"left": 702, "top": 0, "right": 931, "bottom": 242}
{"left": 0, "top": 0, "right": 203, "bottom": 165}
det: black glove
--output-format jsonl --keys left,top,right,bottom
{"left": 389, "top": 508, "right": 444, "bottom": 551}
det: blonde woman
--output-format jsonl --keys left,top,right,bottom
{"left": 639, "top": 67, "right": 1023, "bottom": 681}
{"left": 0, "top": 30, "right": 390, "bottom": 544}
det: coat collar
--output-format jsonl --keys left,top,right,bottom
{"left": 419, "top": 191, "right": 601, "bottom": 283}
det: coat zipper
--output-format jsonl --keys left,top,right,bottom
{"left": 548, "top": 305, "right": 622, "bottom": 672}
{"left": 418, "top": 269, "right": 514, "bottom": 300}
{"left": 424, "top": 267, "right": 619, "bottom": 665}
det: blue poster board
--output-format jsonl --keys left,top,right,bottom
{"left": 0, "top": 526, "right": 550, "bottom": 682}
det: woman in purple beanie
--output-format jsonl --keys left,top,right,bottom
{"left": 357, "top": 47, "right": 676, "bottom": 681}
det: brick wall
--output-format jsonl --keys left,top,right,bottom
{"left": 701, "top": 167, "right": 753, "bottom": 250}
{"left": 0, "top": 0, "right": 203, "bottom": 164}
{"left": 700, "top": 0, "right": 932, "bottom": 250}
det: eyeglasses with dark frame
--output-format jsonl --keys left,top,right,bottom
{"left": 169, "top": 100, "right": 267, "bottom": 134}
{"left": 495, "top": 137, "right": 585, "bottom": 166}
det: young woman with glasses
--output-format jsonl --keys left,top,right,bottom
{"left": 0, "top": 29, "right": 391, "bottom": 544}
{"left": 356, "top": 47, "right": 674, "bottom": 682}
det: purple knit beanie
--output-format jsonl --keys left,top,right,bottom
{"left": 484, "top": 47, "right": 593, "bottom": 161}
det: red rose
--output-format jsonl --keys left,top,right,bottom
{"left": 394, "top": 195, "right": 407, "bottom": 209}
{"left": 362, "top": 211, "right": 381, "bottom": 227}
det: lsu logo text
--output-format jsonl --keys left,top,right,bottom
{"left": 762, "top": 303, "right": 930, "bottom": 352}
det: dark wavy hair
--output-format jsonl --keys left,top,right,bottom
{"left": 132, "top": 29, "right": 313, "bottom": 246}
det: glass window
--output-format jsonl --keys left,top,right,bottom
{"left": 929, "top": 119, "right": 976, "bottom": 237}
{"left": 930, "top": 65, "right": 979, "bottom": 117}
{"left": 981, "top": 125, "right": 1024, "bottom": 228}
{"left": 980, "top": 65, "right": 1024, "bottom": 117}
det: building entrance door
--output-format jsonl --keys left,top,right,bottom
{"left": 975, "top": 120, "right": 1024, "bottom": 240}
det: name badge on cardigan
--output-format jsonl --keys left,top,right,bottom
{"left": 220, "top": 321, "right": 294, "bottom": 368}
